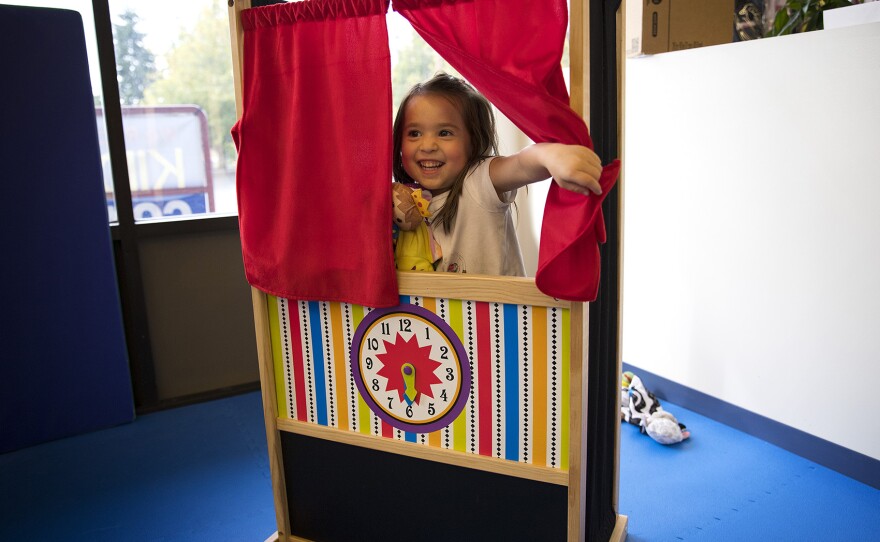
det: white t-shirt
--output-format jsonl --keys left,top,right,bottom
{"left": 428, "top": 158, "right": 526, "bottom": 276}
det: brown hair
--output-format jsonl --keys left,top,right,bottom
{"left": 392, "top": 73, "right": 499, "bottom": 233}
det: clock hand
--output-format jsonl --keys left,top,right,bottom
{"left": 402, "top": 363, "right": 417, "bottom": 405}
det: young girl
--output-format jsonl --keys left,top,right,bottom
{"left": 392, "top": 73, "right": 603, "bottom": 276}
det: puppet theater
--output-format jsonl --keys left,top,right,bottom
{"left": 227, "top": 0, "right": 625, "bottom": 540}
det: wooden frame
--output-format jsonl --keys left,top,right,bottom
{"left": 227, "top": 1, "right": 626, "bottom": 540}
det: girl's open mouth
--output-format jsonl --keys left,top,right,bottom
{"left": 418, "top": 160, "right": 444, "bottom": 171}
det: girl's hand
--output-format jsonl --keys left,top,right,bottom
{"left": 542, "top": 143, "right": 603, "bottom": 196}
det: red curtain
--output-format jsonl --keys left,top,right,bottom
{"left": 393, "top": 0, "right": 621, "bottom": 302}
{"left": 232, "top": 0, "right": 399, "bottom": 308}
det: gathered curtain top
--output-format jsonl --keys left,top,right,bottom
{"left": 242, "top": 0, "right": 390, "bottom": 29}
{"left": 392, "top": 0, "right": 472, "bottom": 10}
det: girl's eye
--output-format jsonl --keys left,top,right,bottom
{"left": 407, "top": 130, "right": 421, "bottom": 138}
{"left": 439, "top": 129, "right": 453, "bottom": 137}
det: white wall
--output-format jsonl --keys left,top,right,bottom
{"left": 622, "top": 23, "right": 880, "bottom": 460}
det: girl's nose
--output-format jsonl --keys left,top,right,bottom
{"left": 420, "top": 138, "right": 438, "bottom": 152}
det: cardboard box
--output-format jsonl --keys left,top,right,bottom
{"left": 627, "top": 0, "right": 735, "bottom": 56}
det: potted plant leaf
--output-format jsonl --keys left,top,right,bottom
{"left": 767, "top": 0, "right": 862, "bottom": 36}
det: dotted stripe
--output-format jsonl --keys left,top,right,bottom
{"left": 280, "top": 299, "right": 295, "bottom": 419}
{"left": 521, "top": 305, "right": 530, "bottom": 463}
{"left": 345, "top": 304, "right": 357, "bottom": 432}
{"left": 466, "top": 300, "right": 477, "bottom": 454}
{"left": 321, "top": 302, "right": 335, "bottom": 428}
{"left": 550, "top": 307, "right": 559, "bottom": 468}
{"left": 493, "top": 303, "right": 503, "bottom": 459}
{"left": 300, "top": 301, "right": 315, "bottom": 423}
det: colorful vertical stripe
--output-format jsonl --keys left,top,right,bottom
{"left": 503, "top": 303, "right": 519, "bottom": 461}
{"left": 267, "top": 296, "right": 287, "bottom": 418}
{"left": 532, "top": 306, "right": 548, "bottom": 466}
{"left": 475, "top": 301, "right": 492, "bottom": 457}
{"left": 269, "top": 296, "right": 571, "bottom": 469}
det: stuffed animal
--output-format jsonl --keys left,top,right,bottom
{"left": 644, "top": 410, "right": 689, "bottom": 445}
{"left": 392, "top": 182, "right": 427, "bottom": 231}
{"left": 391, "top": 183, "right": 441, "bottom": 271}
{"left": 621, "top": 371, "right": 690, "bottom": 445}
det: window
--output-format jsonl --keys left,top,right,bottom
{"left": 10, "top": 0, "right": 237, "bottom": 222}
{"left": 107, "top": 0, "right": 237, "bottom": 221}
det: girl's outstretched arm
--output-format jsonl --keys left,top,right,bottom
{"left": 489, "top": 142, "right": 603, "bottom": 197}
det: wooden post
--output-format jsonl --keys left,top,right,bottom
{"left": 227, "top": 2, "right": 292, "bottom": 539}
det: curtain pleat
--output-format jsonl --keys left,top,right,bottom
{"left": 393, "top": 0, "right": 620, "bottom": 302}
{"left": 232, "top": 0, "right": 398, "bottom": 307}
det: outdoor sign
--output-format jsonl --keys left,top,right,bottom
{"left": 97, "top": 105, "right": 215, "bottom": 220}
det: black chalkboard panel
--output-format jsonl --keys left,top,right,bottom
{"left": 281, "top": 431, "right": 568, "bottom": 542}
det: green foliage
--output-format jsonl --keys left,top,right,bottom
{"left": 114, "top": 10, "right": 156, "bottom": 105}
{"left": 144, "top": 3, "right": 236, "bottom": 169}
{"left": 391, "top": 34, "right": 456, "bottom": 113}
{"left": 767, "top": 0, "right": 858, "bottom": 36}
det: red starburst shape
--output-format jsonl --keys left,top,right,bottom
{"left": 376, "top": 333, "right": 442, "bottom": 404}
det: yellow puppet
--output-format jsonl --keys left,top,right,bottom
{"left": 391, "top": 183, "right": 441, "bottom": 271}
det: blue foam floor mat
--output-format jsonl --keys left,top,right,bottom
{"left": 2, "top": 392, "right": 878, "bottom": 541}
{"left": 0, "top": 393, "right": 275, "bottom": 541}
{"left": 618, "top": 400, "right": 880, "bottom": 541}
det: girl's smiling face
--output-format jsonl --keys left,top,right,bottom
{"left": 400, "top": 94, "right": 470, "bottom": 195}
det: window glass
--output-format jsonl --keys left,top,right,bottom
{"left": 108, "top": 0, "right": 237, "bottom": 221}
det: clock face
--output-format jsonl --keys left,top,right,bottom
{"left": 351, "top": 304, "right": 471, "bottom": 433}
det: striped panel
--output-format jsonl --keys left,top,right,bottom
{"left": 269, "top": 296, "right": 570, "bottom": 469}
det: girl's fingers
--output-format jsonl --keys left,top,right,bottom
{"left": 557, "top": 175, "right": 602, "bottom": 196}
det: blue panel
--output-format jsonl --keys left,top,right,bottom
{"left": 504, "top": 304, "right": 519, "bottom": 461}
{"left": 307, "top": 302, "right": 328, "bottom": 426}
{"left": 0, "top": 6, "right": 134, "bottom": 452}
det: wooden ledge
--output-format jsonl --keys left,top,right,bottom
{"left": 396, "top": 271, "right": 573, "bottom": 308}
{"left": 276, "top": 417, "right": 569, "bottom": 486}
